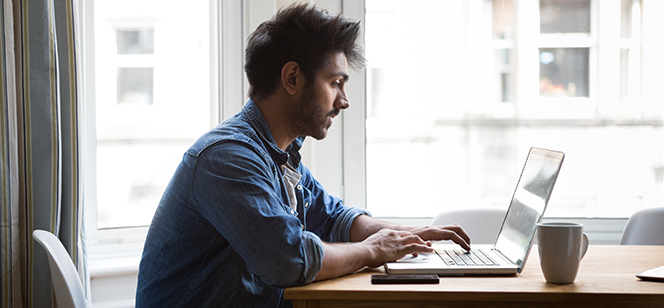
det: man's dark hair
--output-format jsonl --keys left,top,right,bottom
{"left": 244, "top": 3, "right": 365, "bottom": 100}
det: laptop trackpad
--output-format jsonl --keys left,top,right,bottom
{"left": 396, "top": 253, "right": 434, "bottom": 263}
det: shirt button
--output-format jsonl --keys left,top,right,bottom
{"left": 280, "top": 165, "right": 286, "bottom": 171}
{"left": 304, "top": 202, "right": 309, "bottom": 208}
{"left": 296, "top": 185, "right": 302, "bottom": 191}
{"left": 290, "top": 209, "right": 295, "bottom": 215}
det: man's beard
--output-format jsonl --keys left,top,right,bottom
{"left": 287, "top": 84, "right": 339, "bottom": 140}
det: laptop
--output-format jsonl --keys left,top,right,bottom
{"left": 384, "top": 147, "right": 565, "bottom": 276}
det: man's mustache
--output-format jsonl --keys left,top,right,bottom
{"left": 329, "top": 109, "right": 340, "bottom": 117}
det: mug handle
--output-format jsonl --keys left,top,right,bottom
{"left": 580, "top": 233, "right": 589, "bottom": 260}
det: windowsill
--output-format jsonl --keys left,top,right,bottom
{"left": 86, "top": 226, "right": 149, "bottom": 278}
{"left": 89, "top": 255, "right": 141, "bottom": 278}
{"left": 88, "top": 242, "right": 144, "bottom": 278}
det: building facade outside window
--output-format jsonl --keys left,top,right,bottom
{"left": 364, "top": 0, "right": 663, "bottom": 218}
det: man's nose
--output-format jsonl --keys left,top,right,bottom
{"left": 336, "top": 92, "right": 350, "bottom": 110}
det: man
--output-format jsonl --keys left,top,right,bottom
{"left": 136, "top": 4, "right": 470, "bottom": 307}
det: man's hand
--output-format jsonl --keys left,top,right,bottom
{"left": 314, "top": 228, "right": 434, "bottom": 281}
{"left": 314, "top": 216, "right": 472, "bottom": 282}
{"left": 409, "top": 224, "right": 471, "bottom": 251}
{"left": 349, "top": 215, "right": 471, "bottom": 251}
{"left": 361, "top": 229, "right": 434, "bottom": 267}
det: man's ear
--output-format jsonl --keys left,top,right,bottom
{"left": 281, "top": 61, "right": 303, "bottom": 96}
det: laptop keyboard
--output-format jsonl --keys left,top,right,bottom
{"left": 436, "top": 249, "right": 499, "bottom": 266}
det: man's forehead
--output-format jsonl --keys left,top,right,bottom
{"left": 320, "top": 52, "right": 348, "bottom": 78}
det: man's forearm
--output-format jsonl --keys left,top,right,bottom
{"left": 314, "top": 242, "right": 372, "bottom": 281}
{"left": 349, "top": 214, "right": 412, "bottom": 242}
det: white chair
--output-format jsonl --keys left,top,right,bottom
{"left": 33, "top": 230, "right": 88, "bottom": 308}
{"left": 430, "top": 208, "right": 507, "bottom": 244}
{"left": 619, "top": 207, "right": 664, "bottom": 245}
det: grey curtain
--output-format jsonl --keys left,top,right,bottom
{"left": 1, "top": 0, "right": 86, "bottom": 307}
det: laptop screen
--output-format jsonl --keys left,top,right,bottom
{"left": 494, "top": 148, "right": 565, "bottom": 268}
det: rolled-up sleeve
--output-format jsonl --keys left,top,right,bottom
{"left": 329, "top": 207, "right": 372, "bottom": 243}
{"left": 300, "top": 231, "right": 324, "bottom": 284}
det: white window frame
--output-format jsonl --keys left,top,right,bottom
{"left": 82, "top": 0, "right": 354, "bottom": 256}
{"left": 83, "top": 0, "right": 234, "bottom": 256}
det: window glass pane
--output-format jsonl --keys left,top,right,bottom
{"left": 94, "top": 0, "right": 211, "bottom": 229}
{"left": 539, "top": 48, "right": 589, "bottom": 97}
{"left": 620, "top": 49, "right": 629, "bottom": 101}
{"left": 117, "top": 29, "right": 154, "bottom": 54}
{"left": 495, "top": 49, "right": 514, "bottom": 102}
{"left": 117, "top": 67, "right": 153, "bottom": 105}
{"left": 365, "top": 0, "right": 663, "bottom": 219}
{"left": 96, "top": 143, "right": 186, "bottom": 228}
{"left": 365, "top": 0, "right": 469, "bottom": 217}
{"left": 621, "top": 0, "right": 633, "bottom": 38}
{"left": 540, "top": 0, "right": 590, "bottom": 33}
{"left": 492, "top": 0, "right": 514, "bottom": 39}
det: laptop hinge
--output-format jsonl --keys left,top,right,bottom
{"left": 491, "top": 248, "right": 521, "bottom": 271}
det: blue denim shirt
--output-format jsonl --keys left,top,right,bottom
{"left": 136, "top": 99, "right": 369, "bottom": 307}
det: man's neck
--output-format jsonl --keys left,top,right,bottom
{"left": 253, "top": 95, "right": 298, "bottom": 151}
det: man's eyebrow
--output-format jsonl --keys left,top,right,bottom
{"left": 335, "top": 73, "right": 349, "bottom": 81}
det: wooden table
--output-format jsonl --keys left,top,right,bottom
{"left": 285, "top": 245, "right": 664, "bottom": 307}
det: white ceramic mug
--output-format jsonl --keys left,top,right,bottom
{"left": 537, "top": 222, "right": 589, "bottom": 284}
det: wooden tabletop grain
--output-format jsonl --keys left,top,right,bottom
{"left": 285, "top": 245, "right": 664, "bottom": 308}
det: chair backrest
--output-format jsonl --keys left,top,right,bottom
{"left": 619, "top": 207, "right": 664, "bottom": 245}
{"left": 32, "top": 230, "right": 88, "bottom": 308}
{"left": 430, "top": 208, "right": 507, "bottom": 244}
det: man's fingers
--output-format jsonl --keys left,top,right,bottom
{"left": 393, "top": 227, "right": 470, "bottom": 251}
{"left": 413, "top": 226, "right": 472, "bottom": 251}
{"left": 428, "top": 227, "right": 471, "bottom": 251}
{"left": 365, "top": 229, "right": 436, "bottom": 264}
{"left": 386, "top": 230, "right": 434, "bottom": 254}
{"left": 442, "top": 224, "right": 471, "bottom": 245}
{"left": 396, "top": 242, "right": 433, "bottom": 258}
{"left": 399, "top": 233, "right": 428, "bottom": 245}
{"left": 447, "top": 232, "right": 471, "bottom": 251}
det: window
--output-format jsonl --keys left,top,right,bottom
{"left": 82, "top": 0, "right": 663, "bottom": 251}
{"left": 116, "top": 28, "right": 155, "bottom": 105}
{"left": 87, "top": 0, "right": 214, "bottom": 237}
{"left": 82, "top": 0, "right": 304, "bottom": 250}
{"left": 363, "top": 0, "right": 663, "bottom": 219}
{"left": 539, "top": 48, "right": 589, "bottom": 97}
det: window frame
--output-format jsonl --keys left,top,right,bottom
{"left": 82, "top": 0, "right": 654, "bottom": 260}
{"left": 83, "top": 0, "right": 234, "bottom": 255}
{"left": 82, "top": 0, "right": 353, "bottom": 257}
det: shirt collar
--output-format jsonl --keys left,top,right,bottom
{"left": 243, "top": 98, "right": 304, "bottom": 167}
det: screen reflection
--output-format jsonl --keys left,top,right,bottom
{"left": 495, "top": 148, "right": 564, "bottom": 267}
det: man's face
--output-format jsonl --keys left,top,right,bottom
{"left": 288, "top": 52, "right": 350, "bottom": 140}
